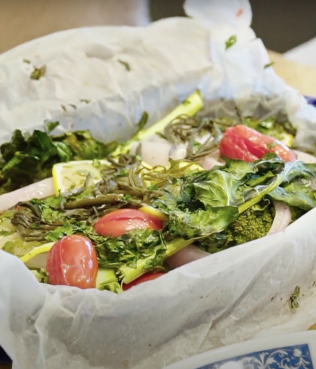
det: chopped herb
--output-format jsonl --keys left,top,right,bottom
{"left": 148, "top": 184, "right": 158, "bottom": 191}
{"left": 69, "top": 104, "right": 77, "bottom": 109}
{"left": 80, "top": 99, "right": 91, "bottom": 104}
{"left": 30, "top": 65, "right": 46, "bottom": 80}
{"left": 290, "top": 286, "right": 300, "bottom": 309}
{"left": 264, "top": 61, "right": 275, "bottom": 69}
{"left": 23, "top": 59, "right": 31, "bottom": 64}
{"left": 61, "top": 105, "right": 67, "bottom": 112}
{"left": 123, "top": 194, "right": 132, "bottom": 200}
{"left": 118, "top": 60, "right": 131, "bottom": 71}
{"left": 225, "top": 35, "right": 237, "bottom": 50}
{"left": 44, "top": 121, "right": 59, "bottom": 134}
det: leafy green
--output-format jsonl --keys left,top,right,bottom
{"left": 268, "top": 162, "right": 316, "bottom": 210}
{"left": 0, "top": 124, "right": 118, "bottom": 194}
{"left": 44, "top": 121, "right": 59, "bottom": 134}
{"left": 8, "top": 154, "right": 316, "bottom": 289}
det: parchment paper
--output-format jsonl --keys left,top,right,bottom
{"left": 1, "top": 1, "right": 316, "bottom": 369}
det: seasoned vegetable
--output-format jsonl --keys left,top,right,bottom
{"left": 219, "top": 125, "right": 296, "bottom": 162}
{"left": 95, "top": 209, "right": 164, "bottom": 237}
{"left": 0, "top": 126, "right": 117, "bottom": 194}
{"left": 123, "top": 272, "right": 164, "bottom": 291}
{"left": 197, "top": 202, "right": 275, "bottom": 253}
{"left": 46, "top": 235, "right": 98, "bottom": 289}
{"left": 3, "top": 153, "right": 315, "bottom": 290}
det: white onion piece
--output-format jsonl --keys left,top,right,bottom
{"left": 166, "top": 245, "right": 209, "bottom": 269}
{"left": 133, "top": 141, "right": 172, "bottom": 167}
{"left": 0, "top": 177, "right": 55, "bottom": 213}
{"left": 293, "top": 150, "right": 316, "bottom": 163}
{"left": 267, "top": 201, "right": 291, "bottom": 235}
{"left": 169, "top": 143, "right": 187, "bottom": 161}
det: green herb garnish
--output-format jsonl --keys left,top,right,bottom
{"left": 30, "top": 65, "right": 46, "bottom": 80}
{"left": 118, "top": 60, "right": 131, "bottom": 71}
{"left": 225, "top": 35, "right": 237, "bottom": 50}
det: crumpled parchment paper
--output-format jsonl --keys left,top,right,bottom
{"left": 1, "top": 1, "right": 316, "bottom": 369}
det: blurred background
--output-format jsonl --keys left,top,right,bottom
{"left": 0, "top": 0, "right": 316, "bottom": 54}
{"left": 151, "top": 0, "right": 316, "bottom": 53}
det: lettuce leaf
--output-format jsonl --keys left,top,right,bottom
{"left": 0, "top": 125, "right": 118, "bottom": 194}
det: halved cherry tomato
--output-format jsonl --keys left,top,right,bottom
{"left": 123, "top": 272, "right": 165, "bottom": 291}
{"left": 46, "top": 235, "right": 98, "bottom": 289}
{"left": 94, "top": 209, "right": 164, "bottom": 238}
{"left": 219, "top": 125, "right": 296, "bottom": 162}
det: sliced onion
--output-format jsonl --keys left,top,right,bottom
{"left": 131, "top": 141, "right": 172, "bottom": 167}
{"left": 267, "top": 201, "right": 291, "bottom": 235}
{"left": 166, "top": 245, "right": 209, "bottom": 269}
{"left": 0, "top": 177, "right": 55, "bottom": 213}
{"left": 169, "top": 143, "right": 187, "bottom": 161}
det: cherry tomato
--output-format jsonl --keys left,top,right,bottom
{"left": 123, "top": 272, "right": 165, "bottom": 291}
{"left": 94, "top": 209, "right": 164, "bottom": 237}
{"left": 46, "top": 235, "right": 98, "bottom": 289}
{"left": 219, "top": 125, "right": 296, "bottom": 162}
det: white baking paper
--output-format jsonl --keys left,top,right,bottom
{"left": 1, "top": 1, "right": 316, "bottom": 369}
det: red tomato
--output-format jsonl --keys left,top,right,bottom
{"left": 219, "top": 125, "right": 296, "bottom": 162}
{"left": 46, "top": 235, "right": 98, "bottom": 289}
{"left": 94, "top": 209, "right": 164, "bottom": 237}
{"left": 123, "top": 272, "right": 165, "bottom": 291}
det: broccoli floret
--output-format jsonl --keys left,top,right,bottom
{"left": 197, "top": 201, "right": 275, "bottom": 254}
{"left": 289, "top": 206, "right": 306, "bottom": 224}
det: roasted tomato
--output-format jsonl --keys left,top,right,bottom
{"left": 94, "top": 209, "right": 164, "bottom": 237}
{"left": 219, "top": 125, "right": 296, "bottom": 162}
{"left": 46, "top": 235, "right": 98, "bottom": 289}
{"left": 123, "top": 272, "right": 165, "bottom": 291}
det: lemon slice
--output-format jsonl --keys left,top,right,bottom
{"left": 52, "top": 159, "right": 110, "bottom": 194}
{"left": 20, "top": 242, "right": 54, "bottom": 268}
{"left": 139, "top": 206, "right": 168, "bottom": 221}
{"left": 53, "top": 159, "right": 153, "bottom": 195}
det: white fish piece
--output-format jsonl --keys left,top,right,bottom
{"left": 0, "top": 177, "right": 55, "bottom": 213}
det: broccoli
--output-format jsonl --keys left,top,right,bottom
{"left": 197, "top": 201, "right": 275, "bottom": 254}
{"left": 289, "top": 206, "right": 306, "bottom": 224}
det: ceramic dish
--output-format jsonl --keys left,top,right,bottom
{"left": 163, "top": 331, "right": 316, "bottom": 369}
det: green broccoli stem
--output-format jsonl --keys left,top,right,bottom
{"left": 96, "top": 268, "right": 122, "bottom": 294}
{"left": 119, "top": 238, "right": 193, "bottom": 284}
{"left": 111, "top": 90, "right": 203, "bottom": 157}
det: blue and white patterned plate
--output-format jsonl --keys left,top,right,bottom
{"left": 163, "top": 331, "right": 316, "bottom": 369}
{"left": 305, "top": 96, "right": 316, "bottom": 107}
